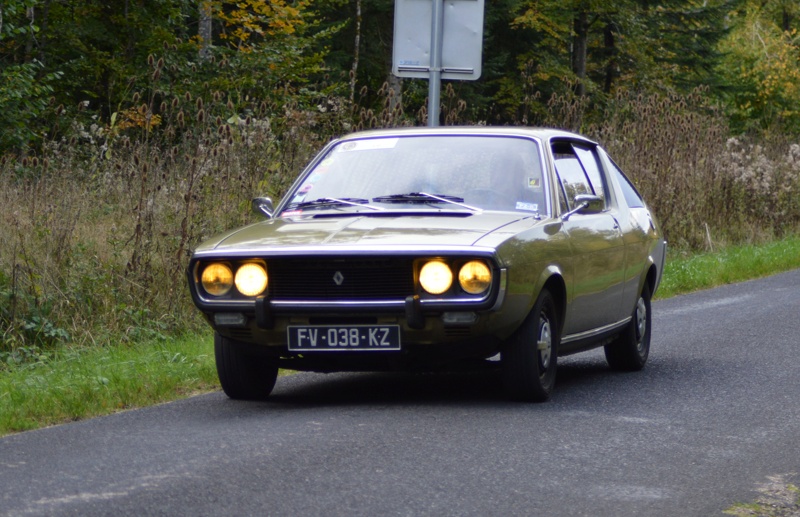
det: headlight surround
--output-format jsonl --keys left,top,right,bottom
{"left": 419, "top": 260, "right": 453, "bottom": 295}
{"left": 201, "top": 263, "right": 234, "bottom": 296}
{"left": 458, "top": 260, "right": 492, "bottom": 294}
{"left": 234, "top": 263, "right": 268, "bottom": 297}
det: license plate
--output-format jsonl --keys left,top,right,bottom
{"left": 287, "top": 325, "right": 401, "bottom": 352}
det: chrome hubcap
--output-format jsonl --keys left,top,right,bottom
{"left": 635, "top": 296, "right": 647, "bottom": 352}
{"left": 537, "top": 315, "right": 552, "bottom": 370}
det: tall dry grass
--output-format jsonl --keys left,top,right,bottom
{"left": 1, "top": 82, "right": 799, "bottom": 357}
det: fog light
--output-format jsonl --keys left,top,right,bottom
{"left": 213, "top": 313, "right": 247, "bottom": 327}
{"left": 442, "top": 312, "right": 478, "bottom": 325}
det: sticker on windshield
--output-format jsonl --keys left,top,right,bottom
{"left": 337, "top": 138, "right": 399, "bottom": 152}
{"left": 516, "top": 202, "right": 539, "bottom": 212}
{"left": 314, "top": 157, "right": 335, "bottom": 173}
{"left": 527, "top": 177, "right": 542, "bottom": 189}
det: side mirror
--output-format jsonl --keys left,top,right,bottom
{"left": 574, "top": 194, "right": 604, "bottom": 214}
{"left": 251, "top": 197, "right": 274, "bottom": 219}
{"left": 561, "top": 194, "right": 604, "bottom": 221}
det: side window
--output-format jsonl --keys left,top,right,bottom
{"left": 573, "top": 145, "right": 607, "bottom": 206}
{"left": 552, "top": 142, "right": 592, "bottom": 210}
{"left": 607, "top": 158, "right": 644, "bottom": 208}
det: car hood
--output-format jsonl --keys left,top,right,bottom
{"left": 194, "top": 211, "right": 540, "bottom": 254}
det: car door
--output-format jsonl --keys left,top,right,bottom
{"left": 552, "top": 140, "right": 627, "bottom": 336}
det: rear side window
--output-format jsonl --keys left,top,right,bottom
{"left": 606, "top": 158, "right": 644, "bottom": 209}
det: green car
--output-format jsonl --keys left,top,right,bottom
{"left": 187, "top": 127, "right": 666, "bottom": 402}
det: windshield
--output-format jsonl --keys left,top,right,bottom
{"left": 282, "top": 135, "right": 548, "bottom": 216}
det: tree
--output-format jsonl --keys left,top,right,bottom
{"left": 716, "top": 1, "right": 800, "bottom": 132}
{"left": 0, "top": 0, "right": 62, "bottom": 151}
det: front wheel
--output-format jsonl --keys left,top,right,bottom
{"left": 604, "top": 283, "right": 652, "bottom": 371}
{"left": 215, "top": 333, "right": 279, "bottom": 400}
{"left": 502, "top": 289, "right": 559, "bottom": 402}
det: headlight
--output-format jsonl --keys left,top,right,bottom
{"left": 419, "top": 260, "right": 453, "bottom": 295}
{"left": 201, "top": 263, "right": 233, "bottom": 296}
{"left": 234, "top": 263, "right": 268, "bottom": 297}
{"left": 458, "top": 261, "right": 492, "bottom": 294}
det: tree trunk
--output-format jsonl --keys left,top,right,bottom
{"left": 199, "top": 1, "right": 213, "bottom": 61}
{"left": 349, "top": 0, "right": 362, "bottom": 104}
{"left": 387, "top": 72, "right": 402, "bottom": 113}
{"left": 781, "top": 7, "right": 792, "bottom": 33}
{"left": 603, "top": 22, "right": 616, "bottom": 94}
{"left": 572, "top": 10, "right": 589, "bottom": 97}
{"left": 24, "top": 6, "right": 35, "bottom": 60}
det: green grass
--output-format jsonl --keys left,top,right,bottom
{"left": 0, "top": 335, "right": 218, "bottom": 435}
{"left": 2, "top": 235, "right": 800, "bottom": 436}
{"left": 656, "top": 235, "right": 800, "bottom": 299}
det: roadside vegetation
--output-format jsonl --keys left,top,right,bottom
{"left": 656, "top": 235, "right": 800, "bottom": 299}
{"left": 0, "top": 335, "right": 217, "bottom": 434}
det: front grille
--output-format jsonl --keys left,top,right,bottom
{"left": 268, "top": 257, "right": 415, "bottom": 301}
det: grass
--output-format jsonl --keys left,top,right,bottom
{"left": 1, "top": 235, "right": 800, "bottom": 436}
{"left": 656, "top": 234, "right": 800, "bottom": 299}
{"left": 0, "top": 335, "right": 218, "bottom": 435}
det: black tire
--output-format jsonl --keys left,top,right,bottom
{"left": 604, "top": 283, "right": 652, "bottom": 371}
{"left": 502, "top": 289, "right": 559, "bottom": 402}
{"left": 214, "top": 333, "right": 279, "bottom": 400}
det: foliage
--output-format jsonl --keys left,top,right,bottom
{"left": 0, "top": 60, "right": 62, "bottom": 150}
{"left": 717, "top": 2, "right": 800, "bottom": 133}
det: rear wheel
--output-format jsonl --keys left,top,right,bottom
{"left": 215, "top": 333, "right": 279, "bottom": 400}
{"left": 604, "top": 283, "right": 652, "bottom": 371}
{"left": 502, "top": 289, "right": 559, "bottom": 402}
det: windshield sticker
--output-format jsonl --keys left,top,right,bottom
{"left": 337, "top": 138, "right": 399, "bottom": 152}
{"left": 527, "top": 177, "right": 542, "bottom": 189}
{"left": 281, "top": 209, "right": 304, "bottom": 217}
{"left": 516, "top": 202, "right": 539, "bottom": 212}
{"left": 314, "top": 157, "right": 335, "bottom": 173}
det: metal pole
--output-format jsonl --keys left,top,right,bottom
{"left": 427, "top": 0, "right": 444, "bottom": 127}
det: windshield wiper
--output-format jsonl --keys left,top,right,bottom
{"left": 286, "top": 197, "right": 384, "bottom": 211}
{"left": 372, "top": 192, "right": 479, "bottom": 212}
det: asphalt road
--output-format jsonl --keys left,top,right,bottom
{"left": 2, "top": 270, "right": 799, "bottom": 516}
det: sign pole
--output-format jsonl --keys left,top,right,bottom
{"left": 427, "top": 0, "right": 445, "bottom": 127}
{"left": 393, "top": 0, "right": 483, "bottom": 126}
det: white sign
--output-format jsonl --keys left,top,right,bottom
{"left": 393, "top": 0, "right": 484, "bottom": 81}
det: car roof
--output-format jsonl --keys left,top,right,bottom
{"left": 335, "top": 126, "right": 598, "bottom": 146}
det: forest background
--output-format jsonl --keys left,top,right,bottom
{"left": 1, "top": 0, "right": 800, "bottom": 358}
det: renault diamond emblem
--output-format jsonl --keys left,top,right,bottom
{"left": 333, "top": 271, "right": 344, "bottom": 286}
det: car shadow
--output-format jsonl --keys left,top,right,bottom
{"left": 262, "top": 352, "right": 626, "bottom": 408}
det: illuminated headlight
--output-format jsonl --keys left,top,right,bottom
{"left": 419, "top": 260, "right": 453, "bottom": 295}
{"left": 234, "top": 263, "right": 268, "bottom": 297}
{"left": 458, "top": 261, "right": 492, "bottom": 294}
{"left": 201, "top": 263, "right": 233, "bottom": 296}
